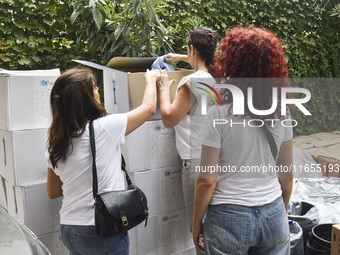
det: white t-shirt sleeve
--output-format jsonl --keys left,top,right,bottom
{"left": 176, "top": 76, "right": 201, "bottom": 115}
{"left": 198, "top": 105, "right": 223, "bottom": 149}
{"left": 101, "top": 114, "right": 128, "bottom": 145}
{"left": 45, "top": 150, "right": 52, "bottom": 169}
{"left": 283, "top": 117, "right": 294, "bottom": 142}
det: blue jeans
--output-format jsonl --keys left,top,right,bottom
{"left": 203, "top": 197, "right": 290, "bottom": 255}
{"left": 61, "top": 225, "right": 129, "bottom": 255}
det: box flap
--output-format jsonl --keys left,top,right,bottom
{"left": 106, "top": 57, "right": 157, "bottom": 72}
{"left": 72, "top": 60, "right": 113, "bottom": 72}
{"left": 0, "top": 69, "right": 60, "bottom": 76}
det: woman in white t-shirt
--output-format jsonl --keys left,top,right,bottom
{"left": 157, "top": 27, "right": 217, "bottom": 253}
{"left": 46, "top": 67, "right": 161, "bottom": 255}
{"left": 192, "top": 27, "right": 293, "bottom": 255}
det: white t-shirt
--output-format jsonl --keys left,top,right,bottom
{"left": 174, "top": 70, "right": 213, "bottom": 159}
{"left": 199, "top": 104, "right": 293, "bottom": 206}
{"left": 46, "top": 114, "right": 127, "bottom": 226}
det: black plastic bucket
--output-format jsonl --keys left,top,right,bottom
{"left": 305, "top": 223, "right": 332, "bottom": 255}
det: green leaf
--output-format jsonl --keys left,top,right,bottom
{"left": 89, "top": 0, "right": 95, "bottom": 8}
{"left": 70, "top": 6, "right": 82, "bottom": 24}
{"left": 114, "top": 25, "right": 125, "bottom": 40}
{"left": 92, "top": 8, "right": 103, "bottom": 31}
{"left": 133, "top": 0, "right": 142, "bottom": 14}
{"left": 18, "top": 57, "right": 30, "bottom": 65}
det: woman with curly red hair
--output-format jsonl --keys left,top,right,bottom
{"left": 193, "top": 27, "right": 293, "bottom": 255}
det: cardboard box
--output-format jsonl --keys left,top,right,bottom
{"left": 0, "top": 69, "right": 60, "bottom": 131}
{"left": 38, "top": 231, "right": 69, "bottom": 255}
{"left": 129, "top": 228, "right": 138, "bottom": 255}
{"left": 73, "top": 59, "right": 194, "bottom": 117}
{"left": 121, "top": 120, "right": 181, "bottom": 172}
{"left": 0, "top": 175, "right": 7, "bottom": 210}
{"left": 134, "top": 208, "right": 194, "bottom": 255}
{"left": 6, "top": 181, "right": 62, "bottom": 236}
{"left": 293, "top": 131, "right": 340, "bottom": 150}
{"left": 0, "top": 128, "right": 48, "bottom": 186}
{"left": 318, "top": 156, "right": 340, "bottom": 177}
{"left": 332, "top": 224, "right": 340, "bottom": 255}
{"left": 130, "top": 165, "right": 184, "bottom": 217}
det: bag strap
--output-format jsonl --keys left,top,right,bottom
{"left": 262, "top": 126, "right": 278, "bottom": 160}
{"left": 89, "top": 120, "right": 98, "bottom": 199}
{"left": 89, "top": 120, "right": 132, "bottom": 199}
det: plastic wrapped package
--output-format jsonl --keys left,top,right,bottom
{"left": 289, "top": 221, "right": 304, "bottom": 255}
{"left": 291, "top": 178, "right": 340, "bottom": 223}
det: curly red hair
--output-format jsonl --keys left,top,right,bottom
{"left": 214, "top": 27, "right": 290, "bottom": 120}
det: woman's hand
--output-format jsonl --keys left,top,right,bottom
{"left": 145, "top": 69, "right": 162, "bottom": 83}
{"left": 165, "top": 53, "right": 188, "bottom": 63}
{"left": 193, "top": 220, "right": 205, "bottom": 252}
{"left": 157, "top": 70, "right": 175, "bottom": 92}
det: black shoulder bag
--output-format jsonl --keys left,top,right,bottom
{"left": 89, "top": 120, "right": 149, "bottom": 237}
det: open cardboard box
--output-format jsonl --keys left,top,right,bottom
{"left": 73, "top": 58, "right": 194, "bottom": 119}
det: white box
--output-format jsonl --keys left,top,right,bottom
{"left": 130, "top": 165, "right": 184, "bottom": 216}
{"left": 122, "top": 120, "right": 181, "bottom": 172}
{"left": 38, "top": 231, "right": 69, "bottom": 255}
{"left": 73, "top": 60, "right": 193, "bottom": 118}
{"left": 6, "top": 181, "right": 62, "bottom": 236}
{"left": 0, "top": 69, "right": 60, "bottom": 131}
{"left": 0, "top": 128, "right": 48, "bottom": 186}
{"left": 135, "top": 208, "right": 194, "bottom": 255}
{"left": 129, "top": 228, "right": 138, "bottom": 255}
{"left": 0, "top": 175, "right": 7, "bottom": 210}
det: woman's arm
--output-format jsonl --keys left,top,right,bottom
{"left": 165, "top": 53, "right": 189, "bottom": 63}
{"left": 276, "top": 140, "right": 293, "bottom": 212}
{"left": 157, "top": 70, "right": 191, "bottom": 127}
{"left": 193, "top": 145, "right": 220, "bottom": 251}
{"left": 47, "top": 168, "right": 63, "bottom": 199}
{"left": 125, "top": 69, "right": 161, "bottom": 135}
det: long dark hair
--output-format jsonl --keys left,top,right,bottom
{"left": 187, "top": 27, "right": 217, "bottom": 70}
{"left": 48, "top": 67, "right": 107, "bottom": 168}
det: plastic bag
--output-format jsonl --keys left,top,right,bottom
{"left": 290, "top": 221, "right": 304, "bottom": 255}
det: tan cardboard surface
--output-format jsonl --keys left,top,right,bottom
{"left": 106, "top": 57, "right": 157, "bottom": 72}
{"left": 318, "top": 156, "right": 340, "bottom": 177}
{"left": 128, "top": 70, "right": 194, "bottom": 109}
{"left": 293, "top": 131, "right": 340, "bottom": 150}
{"left": 331, "top": 224, "right": 340, "bottom": 255}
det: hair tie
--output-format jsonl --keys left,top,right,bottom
{"left": 53, "top": 95, "right": 61, "bottom": 98}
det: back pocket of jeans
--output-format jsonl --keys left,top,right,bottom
{"left": 210, "top": 212, "right": 250, "bottom": 254}
{"left": 267, "top": 206, "right": 290, "bottom": 244}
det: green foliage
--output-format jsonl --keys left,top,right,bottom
{"left": 1, "top": 0, "right": 339, "bottom": 136}
{"left": 0, "top": 0, "right": 88, "bottom": 70}
{"left": 157, "top": 0, "right": 340, "bottom": 136}
{"left": 69, "top": 0, "right": 174, "bottom": 62}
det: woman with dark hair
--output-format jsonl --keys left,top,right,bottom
{"left": 157, "top": 27, "right": 217, "bottom": 254}
{"left": 193, "top": 27, "right": 293, "bottom": 254}
{"left": 46, "top": 67, "right": 161, "bottom": 255}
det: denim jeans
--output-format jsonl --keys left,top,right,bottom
{"left": 203, "top": 197, "right": 290, "bottom": 255}
{"left": 61, "top": 225, "right": 129, "bottom": 255}
{"left": 182, "top": 159, "right": 205, "bottom": 254}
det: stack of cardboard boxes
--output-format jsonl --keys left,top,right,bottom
{"left": 80, "top": 60, "right": 196, "bottom": 255}
{"left": 1, "top": 61, "right": 197, "bottom": 254}
{"left": 0, "top": 69, "right": 69, "bottom": 254}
